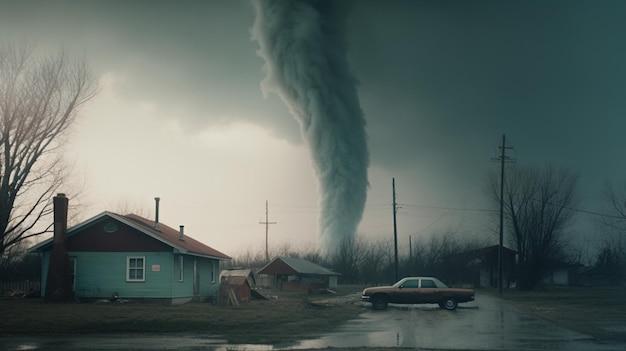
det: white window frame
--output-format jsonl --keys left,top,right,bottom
{"left": 178, "top": 255, "right": 184, "bottom": 282}
{"left": 211, "top": 261, "right": 217, "bottom": 283}
{"left": 126, "top": 256, "right": 146, "bottom": 282}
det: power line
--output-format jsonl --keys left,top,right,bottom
{"left": 252, "top": 195, "right": 626, "bottom": 222}
{"left": 531, "top": 200, "right": 626, "bottom": 220}
{"left": 413, "top": 212, "right": 449, "bottom": 235}
{"left": 399, "top": 203, "right": 498, "bottom": 213}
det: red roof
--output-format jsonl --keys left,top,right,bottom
{"left": 124, "top": 213, "right": 231, "bottom": 260}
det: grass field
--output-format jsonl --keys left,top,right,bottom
{"left": 0, "top": 288, "right": 363, "bottom": 344}
{"left": 493, "top": 286, "right": 626, "bottom": 342}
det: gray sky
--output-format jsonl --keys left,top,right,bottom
{"left": 1, "top": 0, "right": 625, "bottom": 256}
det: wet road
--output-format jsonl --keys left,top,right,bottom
{"left": 290, "top": 293, "right": 625, "bottom": 350}
{"left": 2, "top": 294, "right": 625, "bottom": 350}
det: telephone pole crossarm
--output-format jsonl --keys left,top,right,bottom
{"left": 259, "top": 200, "right": 277, "bottom": 263}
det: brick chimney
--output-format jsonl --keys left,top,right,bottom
{"left": 45, "top": 193, "right": 73, "bottom": 302}
{"left": 53, "top": 193, "right": 68, "bottom": 246}
{"left": 154, "top": 197, "right": 160, "bottom": 229}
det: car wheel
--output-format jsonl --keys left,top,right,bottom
{"left": 372, "top": 296, "right": 388, "bottom": 310}
{"left": 441, "top": 298, "right": 457, "bottom": 310}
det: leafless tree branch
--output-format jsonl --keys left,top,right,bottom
{"left": 0, "top": 44, "right": 96, "bottom": 257}
{"left": 489, "top": 165, "right": 578, "bottom": 289}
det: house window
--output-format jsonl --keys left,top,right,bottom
{"left": 103, "top": 221, "right": 119, "bottom": 233}
{"left": 178, "top": 256, "right": 184, "bottom": 282}
{"left": 211, "top": 261, "right": 217, "bottom": 283}
{"left": 127, "top": 256, "right": 145, "bottom": 282}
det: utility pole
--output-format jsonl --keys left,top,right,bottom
{"left": 494, "top": 134, "right": 514, "bottom": 295}
{"left": 259, "top": 200, "right": 277, "bottom": 263}
{"left": 409, "top": 235, "right": 413, "bottom": 262}
{"left": 392, "top": 178, "right": 399, "bottom": 282}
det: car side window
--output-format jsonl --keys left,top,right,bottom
{"left": 420, "top": 279, "right": 437, "bottom": 288}
{"left": 400, "top": 279, "right": 418, "bottom": 288}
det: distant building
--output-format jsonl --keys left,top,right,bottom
{"left": 257, "top": 257, "right": 339, "bottom": 292}
{"left": 542, "top": 262, "right": 584, "bottom": 286}
{"left": 31, "top": 195, "right": 230, "bottom": 304}
{"left": 444, "top": 245, "right": 517, "bottom": 288}
{"left": 575, "top": 265, "right": 622, "bottom": 287}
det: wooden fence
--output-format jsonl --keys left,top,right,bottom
{"left": 0, "top": 280, "right": 41, "bottom": 296}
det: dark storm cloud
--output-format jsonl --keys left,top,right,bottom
{"left": 0, "top": 0, "right": 300, "bottom": 140}
{"left": 347, "top": 0, "right": 626, "bottom": 207}
{"left": 1, "top": 0, "right": 625, "bottom": 244}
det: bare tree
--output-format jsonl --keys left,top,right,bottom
{"left": 403, "top": 231, "right": 482, "bottom": 284}
{"left": 330, "top": 237, "right": 364, "bottom": 283}
{"left": 0, "top": 45, "right": 96, "bottom": 258}
{"left": 604, "top": 182, "right": 626, "bottom": 232}
{"left": 594, "top": 237, "right": 625, "bottom": 285}
{"left": 492, "top": 165, "right": 577, "bottom": 290}
{"left": 360, "top": 239, "right": 392, "bottom": 284}
{"left": 590, "top": 182, "right": 626, "bottom": 284}
{"left": 114, "top": 200, "right": 150, "bottom": 218}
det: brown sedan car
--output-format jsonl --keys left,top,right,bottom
{"left": 361, "top": 277, "right": 474, "bottom": 310}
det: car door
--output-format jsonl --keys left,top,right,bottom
{"left": 398, "top": 278, "right": 419, "bottom": 303}
{"left": 418, "top": 278, "right": 439, "bottom": 303}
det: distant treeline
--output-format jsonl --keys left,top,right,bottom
{"left": 227, "top": 232, "right": 486, "bottom": 285}
{"left": 227, "top": 231, "right": 626, "bottom": 288}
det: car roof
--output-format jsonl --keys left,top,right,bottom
{"left": 402, "top": 277, "right": 437, "bottom": 280}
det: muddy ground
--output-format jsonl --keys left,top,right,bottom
{"left": 0, "top": 287, "right": 363, "bottom": 344}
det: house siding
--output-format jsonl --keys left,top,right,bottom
{"left": 171, "top": 255, "right": 220, "bottom": 300}
{"left": 172, "top": 254, "right": 194, "bottom": 298}
{"left": 37, "top": 212, "right": 228, "bottom": 302}
{"left": 198, "top": 257, "right": 219, "bottom": 298}
{"left": 70, "top": 251, "right": 174, "bottom": 298}
{"left": 40, "top": 250, "right": 50, "bottom": 296}
{"left": 41, "top": 251, "right": 222, "bottom": 301}
{"left": 66, "top": 219, "right": 171, "bottom": 252}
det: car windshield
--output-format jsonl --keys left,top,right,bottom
{"left": 392, "top": 279, "right": 406, "bottom": 287}
{"left": 400, "top": 279, "right": 419, "bottom": 288}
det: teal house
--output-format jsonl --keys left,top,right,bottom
{"left": 33, "top": 197, "right": 230, "bottom": 304}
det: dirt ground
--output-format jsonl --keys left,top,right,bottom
{"left": 3, "top": 286, "right": 626, "bottom": 350}
{"left": 490, "top": 286, "right": 626, "bottom": 342}
{"left": 0, "top": 287, "right": 364, "bottom": 344}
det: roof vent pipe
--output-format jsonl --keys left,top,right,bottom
{"left": 154, "top": 197, "right": 160, "bottom": 228}
{"left": 179, "top": 225, "right": 184, "bottom": 240}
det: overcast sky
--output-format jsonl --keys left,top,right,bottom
{"left": 1, "top": 0, "right": 625, "bottom": 257}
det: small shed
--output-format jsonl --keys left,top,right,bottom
{"left": 257, "top": 257, "right": 339, "bottom": 292}
{"left": 542, "top": 262, "right": 584, "bottom": 286}
{"left": 220, "top": 269, "right": 255, "bottom": 304}
{"left": 220, "top": 269, "right": 256, "bottom": 287}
